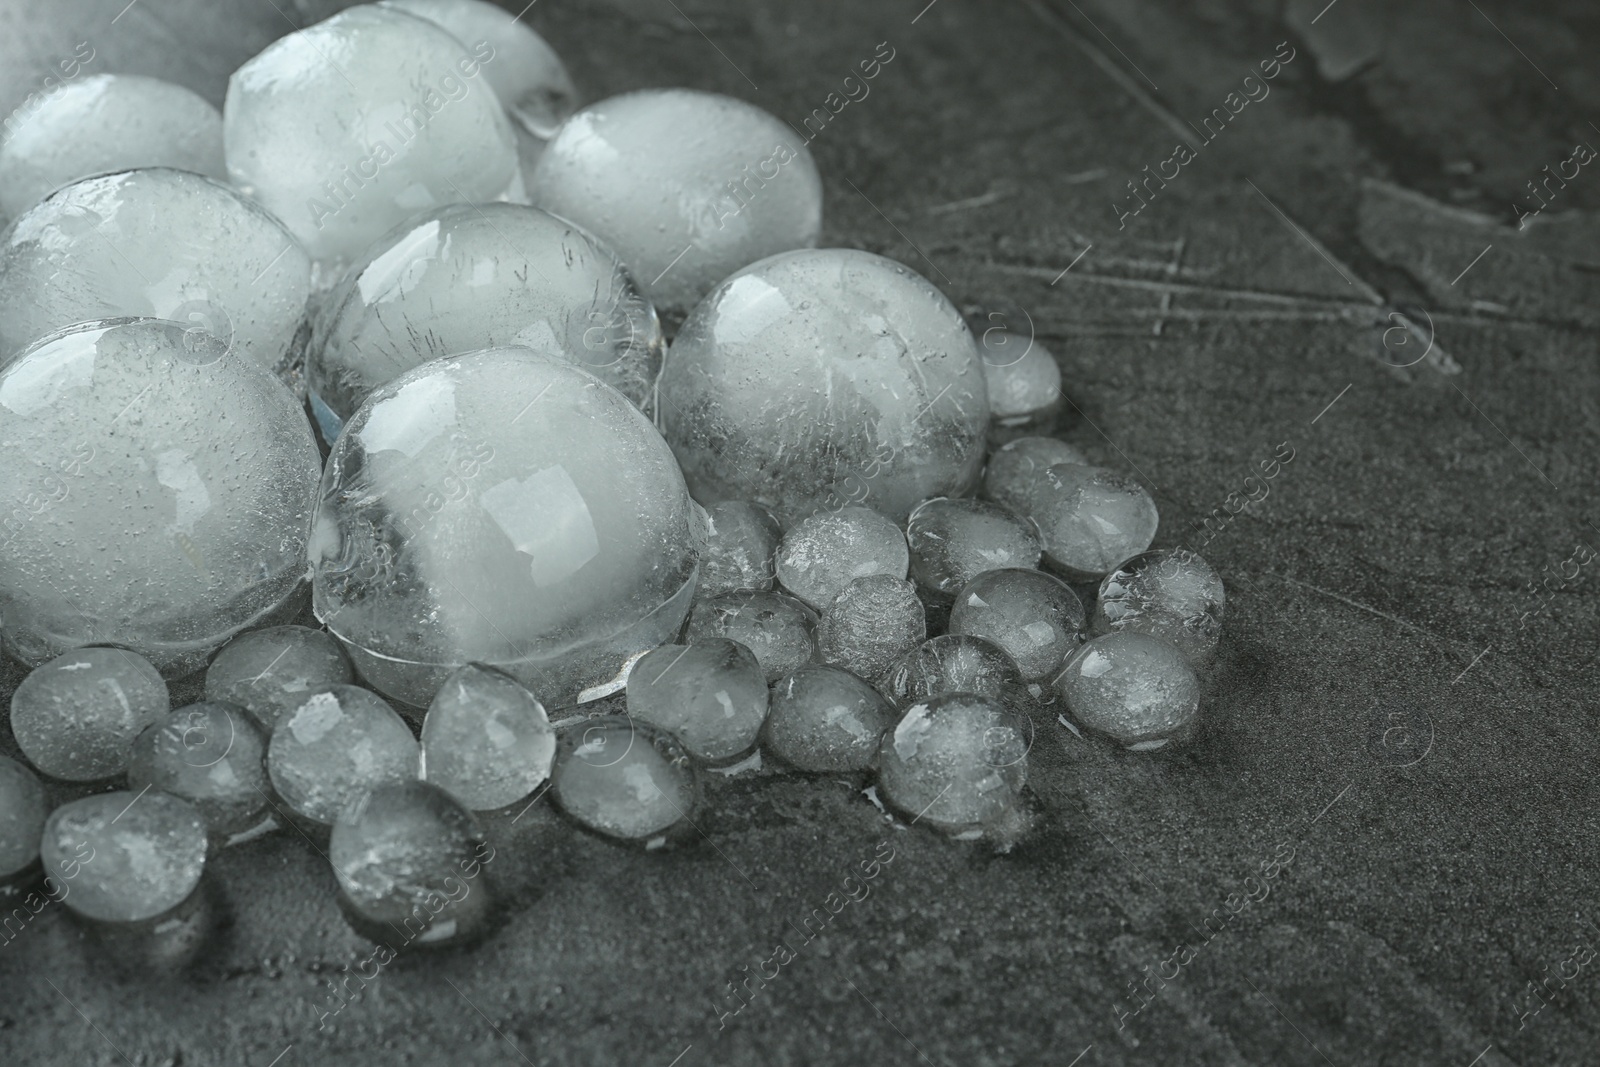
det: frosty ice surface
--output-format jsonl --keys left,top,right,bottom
{"left": 879, "top": 634, "right": 1026, "bottom": 712}
{"left": 980, "top": 436, "right": 1089, "bottom": 516}
{"left": 684, "top": 590, "right": 817, "bottom": 684}
{"left": 1054, "top": 632, "right": 1200, "bottom": 749}
{"left": 205, "top": 625, "right": 355, "bottom": 733}
{"left": 878, "top": 694, "right": 1029, "bottom": 834}
{"left": 775, "top": 506, "right": 909, "bottom": 611}
{"left": 42, "top": 791, "right": 207, "bottom": 923}
{"left": 0, "top": 755, "right": 47, "bottom": 882}
{"left": 978, "top": 328, "right": 1062, "bottom": 439}
{"left": 1022, "top": 464, "right": 1159, "bottom": 581}
{"left": 905, "top": 497, "right": 1042, "bottom": 597}
{"left": 763, "top": 665, "right": 895, "bottom": 773}
{"left": 1093, "top": 549, "right": 1225, "bottom": 666}
{"left": 550, "top": 718, "right": 699, "bottom": 843}
{"left": 626, "top": 640, "right": 768, "bottom": 764}
{"left": 268, "top": 685, "right": 420, "bottom": 826}
{"left": 699, "top": 500, "right": 782, "bottom": 598}
{"left": 421, "top": 664, "right": 556, "bottom": 810}
{"left": 947, "top": 568, "right": 1086, "bottom": 681}
{"left": 816, "top": 575, "right": 926, "bottom": 681}
{"left": 11, "top": 647, "right": 169, "bottom": 782}
{"left": 128, "top": 702, "right": 270, "bottom": 834}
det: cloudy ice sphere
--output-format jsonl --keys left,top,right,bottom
{"left": 205, "top": 625, "right": 355, "bottom": 733}
{"left": 775, "top": 507, "right": 910, "bottom": 611}
{"left": 879, "top": 634, "right": 1025, "bottom": 713}
{"left": 529, "top": 89, "right": 821, "bottom": 319}
{"left": 421, "top": 664, "right": 555, "bottom": 811}
{"left": 906, "top": 497, "right": 1042, "bottom": 597}
{"left": 0, "top": 75, "right": 226, "bottom": 221}
{"left": 0, "top": 755, "right": 48, "bottom": 881}
{"left": 978, "top": 329, "right": 1062, "bottom": 431}
{"left": 11, "top": 648, "right": 169, "bottom": 782}
{"left": 268, "top": 686, "right": 419, "bottom": 826}
{"left": 947, "top": 568, "right": 1085, "bottom": 681}
{"left": 763, "top": 665, "right": 895, "bottom": 773}
{"left": 128, "top": 702, "right": 270, "bottom": 834}
{"left": 980, "top": 436, "right": 1089, "bottom": 515}
{"left": 1054, "top": 632, "right": 1200, "bottom": 749}
{"left": 224, "top": 5, "right": 519, "bottom": 268}
{"left": 0, "top": 169, "right": 313, "bottom": 380}
{"left": 699, "top": 500, "right": 782, "bottom": 597}
{"left": 626, "top": 640, "right": 767, "bottom": 764}
{"left": 1023, "top": 464, "right": 1159, "bottom": 581}
{"left": 311, "top": 350, "right": 700, "bottom": 707}
{"left": 878, "top": 694, "right": 1029, "bottom": 834}
{"left": 1093, "top": 549, "right": 1225, "bottom": 667}
{"left": 550, "top": 717, "right": 698, "bottom": 843}
{"left": 684, "top": 590, "right": 817, "bottom": 684}
{"left": 310, "top": 203, "right": 662, "bottom": 428}
{"left": 817, "top": 575, "right": 926, "bottom": 681}
{"left": 42, "top": 791, "right": 207, "bottom": 923}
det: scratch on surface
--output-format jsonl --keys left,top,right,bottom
{"left": 1263, "top": 571, "right": 1462, "bottom": 649}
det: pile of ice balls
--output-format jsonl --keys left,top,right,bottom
{"left": 0, "top": 0, "right": 1225, "bottom": 954}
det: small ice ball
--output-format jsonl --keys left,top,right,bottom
{"left": 550, "top": 717, "right": 699, "bottom": 843}
{"left": 529, "top": 89, "right": 821, "bottom": 319}
{"left": 1054, "top": 632, "right": 1200, "bottom": 749}
{"left": 763, "top": 665, "right": 895, "bottom": 773}
{"left": 0, "top": 319, "right": 321, "bottom": 675}
{"left": 878, "top": 694, "right": 1029, "bottom": 833}
{"left": 980, "top": 436, "right": 1089, "bottom": 515}
{"left": 128, "top": 702, "right": 270, "bottom": 834}
{"left": 42, "top": 791, "right": 207, "bottom": 923}
{"left": 421, "top": 664, "right": 555, "bottom": 810}
{"left": 879, "top": 634, "right": 1025, "bottom": 712}
{"left": 817, "top": 575, "right": 926, "bottom": 681}
{"left": 906, "top": 497, "right": 1042, "bottom": 597}
{"left": 311, "top": 350, "right": 700, "bottom": 707}
{"left": 11, "top": 647, "right": 169, "bottom": 782}
{"left": 310, "top": 203, "right": 662, "bottom": 429}
{"left": 224, "top": 5, "right": 520, "bottom": 268}
{"left": 1023, "top": 464, "right": 1159, "bottom": 581}
{"left": 205, "top": 625, "right": 355, "bottom": 733}
{"left": 0, "top": 74, "right": 225, "bottom": 220}
{"left": 1093, "top": 549, "right": 1225, "bottom": 667}
{"left": 268, "top": 686, "right": 419, "bottom": 826}
{"left": 658, "top": 249, "right": 989, "bottom": 522}
{"left": 0, "top": 755, "right": 48, "bottom": 881}
{"left": 775, "top": 506, "right": 910, "bottom": 611}
{"left": 947, "top": 568, "right": 1085, "bottom": 681}
{"left": 626, "top": 640, "right": 767, "bottom": 764}
{"left": 684, "top": 590, "right": 817, "bottom": 684}
{"left": 699, "top": 500, "right": 782, "bottom": 597}
{"left": 978, "top": 329, "right": 1061, "bottom": 435}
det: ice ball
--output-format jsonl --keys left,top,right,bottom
{"left": 0, "top": 755, "right": 48, "bottom": 882}
{"left": 980, "top": 436, "right": 1089, "bottom": 515}
{"left": 817, "top": 575, "right": 926, "bottom": 681}
{"left": 978, "top": 328, "right": 1062, "bottom": 439}
{"left": 905, "top": 497, "right": 1042, "bottom": 597}
{"left": 947, "top": 568, "right": 1085, "bottom": 682}
{"left": 11, "top": 647, "right": 169, "bottom": 782}
{"left": 420, "top": 663, "right": 555, "bottom": 811}
{"left": 775, "top": 506, "right": 909, "bottom": 611}
{"left": 205, "top": 625, "right": 355, "bottom": 733}
{"left": 764, "top": 665, "right": 895, "bottom": 773}
{"left": 128, "top": 702, "right": 270, "bottom": 834}
{"left": 268, "top": 685, "right": 420, "bottom": 826}
{"left": 684, "top": 590, "right": 817, "bottom": 684}
{"left": 42, "top": 791, "right": 207, "bottom": 923}
{"left": 550, "top": 717, "right": 699, "bottom": 844}
{"left": 699, "top": 500, "right": 782, "bottom": 597}
{"left": 625, "top": 639, "right": 768, "bottom": 764}
{"left": 1054, "top": 632, "right": 1200, "bottom": 750}
{"left": 1092, "top": 549, "right": 1225, "bottom": 666}
{"left": 878, "top": 694, "right": 1029, "bottom": 834}
{"left": 879, "top": 634, "right": 1026, "bottom": 712}
{"left": 1023, "top": 464, "right": 1159, "bottom": 581}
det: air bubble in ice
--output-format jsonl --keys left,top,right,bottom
{"left": 550, "top": 717, "right": 699, "bottom": 843}
{"left": 1054, "top": 632, "right": 1200, "bottom": 749}
{"left": 817, "top": 575, "right": 926, "bottom": 681}
{"left": 764, "top": 665, "right": 895, "bottom": 773}
{"left": 980, "top": 436, "right": 1089, "bottom": 516}
{"left": 205, "top": 625, "right": 355, "bottom": 733}
{"left": 947, "top": 568, "right": 1085, "bottom": 682}
{"left": 877, "top": 694, "right": 1029, "bottom": 834}
{"left": 775, "top": 506, "right": 909, "bottom": 611}
{"left": 268, "top": 685, "right": 420, "bottom": 826}
{"left": 421, "top": 664, "right": 555, "bottom": 810}
{"left": 626, "top": 640, "right": 768, "bottom": 764}
{"left": 1023, "top": 464, "right": 1159, "bottom": 581}
{"left": 0, "top": 755, "right": 47, "bottom": 882}
{"left": 699, "top": 500, "right": 782, "bottom": 597}
{"left": 41, "top": 791, "right": 207, "bottom": 923}
{"left": 906, "top": 497, "right": 1042, "bottom": 597}
{"left": 11, "top": 647, "right": 169, "bottom": 782}
{"left": 684, "top": 590, "right": 817, "bottom": 684}
{"left": 1093, "top": 549, "right": 1225, "bottom": 667}
{"left": 128, "top": 702, "right": 270, "bottom": 834}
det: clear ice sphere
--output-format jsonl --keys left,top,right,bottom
{"left": 0, "top": 74, "right": 226, "bottom": 220}
{"left": 0, "top": 169, "right": 313, "bottom": 380}
{"left": 311, "top": 349, "right": 700, "bottom": 708}
{"left": 980, "top": 436, "right": 1089, "bottom": 516}
{"left": 11, "top": 647, "right": 169, "bottom": 782}
{"left": 764, "top": 664, "right": 895, "bottom": 773}
{"left": 1022, "top": 464, "right": 1159, "bottom": 581}
{"left": 224, "top": 5, "right": 520, "bottom": 268}
{"left": 879, "top": 634, "right": 1026, "bottom": 712}
{"left": 775, "top": 506, "right": 910, "bottom": 611}
{"left": 550, "top": 716, "right": 699, "bottom": 843}
{"left": 41, "top": 791, "right": 207, "bottom": 923}
{"left": 1054, "top": 632, "right": 1200, "bottom": 749}
{"left": 684, "top": 590, "right": 817, "bottom": 684}
{"left": 0, "top": 320, "right": 322, "bottom": 675}
{"left": 128, "top": 701, "right": 270, "bottom": 834}
{"left": 205, "top": 625, "right": 355, "bottom": 733}
{"left": 310, "top": 202, "right": 662, "bottom": 427}
{"left": 626, "top": 640, "right": 767, "bottom": 764}
{"left": 817, "top": 575, "right": 926, "bottom": 681}
{"left": 267, "top": 685, "right": 419, "bottom": 826}
{"left": 978, "top": 329, "right": 1061, "bottom": 431}
{"left": 699, "top": 500, "right": 782, "bottom": 597}
{"left": 1093, "top": 549, "right": 1225, "bottom": 667}
{"left": 0, "top": 754, "right": 48, "bottom": 880}
{"left": 421, "top": 663, "right": 555, "bottom": 810}
{"left": 659, "top": 249, "right": 988, "bottom": 523}
{"left": 947, "top": 568, "right": 1085, "bottom": 682}
{"left": 529, "top": 89, "right": 822, "bottom": 319}
{"left": 905, "top": 497, "right": 1042, "bottom": 597}
{"left": 878, "top": 693, "right": 1029, "bottom": 834}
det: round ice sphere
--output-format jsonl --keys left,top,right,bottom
{"left": 657, "top": 249, "right": 988, "bottom": 522}
{"left": 948, "top": 568, "right": 1085, "bottom": 681}
{"left": 978, "top": 329, "right": 1062, "bottom": 436}
{"left": 42, "top": 791, "right": 207, "bottom": 923}
{"left": 421, "top": 664, "right": 555, "bottom": 810}
{"left": 0, "top": 75, "right": 226, "bottom": 220}
{"left": 0, "top": 755, "right": 48, "bottom": 881}
{"left": 981, "top": 436, "right": 1089, "bottom": 515}
{"left": 1093, "top": 549, "right": 1225, "bottom": 666}
{"left": 0, "top": 169, "right": 313, "bottom": 378}
{"left": 1023, "top": 464, "right": 1159, "bottom": 581}
{"left": 310, "top": 203, "right": 662, "bottom": 428}
{"left": 817, "top": 575, "right": 926, "bottom": 681}
{"left": 906, "top": 497, "right": 1042, "bottom": 597}
{"left": 311, "top": 349, "right": 700, "bottom": 707}
{"left": 0, "top": 319, "right": 321, "bottom": 675}
{"left": 529, "top": 89, "right": 822, "bottom": 319}
{"left": 764, "top": 665, "right": 895, "bottom": 773}
{"left": 626, "top": 640, "right": 767, "bottom": 764}
{"left": 684, "top": 590, "right": 816, "bottom": 684}
{"left": 879, "top": 634, "right": 1025, "bottom": 712}
{"left": 128, "top": 702, "right": 270, "bottom": 834}
{"left": 1054, "top": 632, "right": 1200, "bottom": 749}
{"left": 700, "top": 500, "right": 782, "bottom": 597}
{"left": 775, "top": 506, "right": 910, "bottom": 611}
{"left": 11, "top": 647, "right": 169, "bottom": 782}
{"left": 878, "top": 694, "right": 1029, "bottom": 833}
{"left": 205, "top": 625, "right": 355, "bottom": 733}
{"left": 268, "top": 686, "right": 419, "bottom": 826}
{"left": 550, "top": 717, "right": 698, "bottom": 843}
{"left": 224, "top": 5, "right": 520, "bottom": 267}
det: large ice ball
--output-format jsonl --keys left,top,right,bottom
{"left": 311, "top": 348, "right": 701, "bottom": 707}
{"left": 0, "top": 319, "right": 321, "bottom": 675}
{"left": 657, "top": 249, "right": 988, "bottom": 523}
